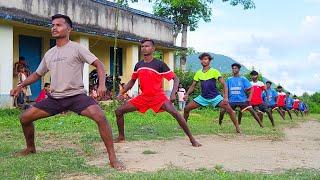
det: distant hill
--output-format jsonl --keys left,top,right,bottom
{"left": 182, "top": 52, "right": 250, "bottom": 74}
{"left": 177, "top": 52, "right": 275, "bottom": 86}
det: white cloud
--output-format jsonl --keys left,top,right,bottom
{"left": 305, "top": 0, "right": 320, "bottom": 4}
{"left": 128, "top": 1, "right": 153, "bottom": 13}
{"left": 302, "top": 15, "right": 320, "bottom": 31}
{"left": 129, "top": 2, "right": 320, "bottom": 95}
{"left": 308, "top": 52, "right": 320, "bottom": 62}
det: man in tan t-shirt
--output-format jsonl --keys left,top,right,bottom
{"left": 10, "top": 14, "right": 125, "bottom": 170}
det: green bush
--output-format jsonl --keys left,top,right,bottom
{"left": 300, "top": 92, "right": 320, "bottom": 113}
{"left": 174, "top": 69, "right": 200, "bottom": 99}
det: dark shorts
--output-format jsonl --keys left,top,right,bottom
{"left": 252, "top": 103, "right": 268, "bottom": 113}
{"left": 229, "top": 102, "right": 252, "bottom": 112}
{"left": 268, "top": 105, "right": 279, "bottom": 111}
{"left": 283, "top": 106, "right": 293, "bottom": 111}
{"left": 33, "top": 94, "right": 97, "bottom": 115}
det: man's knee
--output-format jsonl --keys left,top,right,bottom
{"left": 168, "top": 108, "right": 179, "bottom": 116}
{"left": 92, "top": 110, "right": 106, "bottom": 124}
{"left": 19, "top": 112, "right": 32, "bottom": 125}
{"left": 115, "top": 108, "right": 124, "bottom": 117}
{"left": 184, "top": 105, "right": 191, "bottom": 113}
{"left": 221, "top": 105, "right": 231, "bottom": 113}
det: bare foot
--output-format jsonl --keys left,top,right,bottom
{"left": 191, "top": 140, "right": 202, "bottom": 147}
{"left": 14, "top": 148, "right": 36, "bottom": 156}
{"left": 113, "top": 137, "right": 125, "bottom": 143}
{"left": 110, "top": 160, "right": 126, "bottom": 171}
{"left": 236, "top": 129, "right": 242, "bottom": 134}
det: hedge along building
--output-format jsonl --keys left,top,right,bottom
{"left": 0, "top": 0, "right": 177, "bottom": 108}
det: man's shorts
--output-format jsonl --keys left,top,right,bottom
{"left": 193, "top": 95, "right": 223, "bottom": 108}
{"left": 229, "top": 102, "right": 252, "bottom": 112}
{"left": 33, "top": 94, "right": 97, "bottom": 115}
{"left": 129, "top": 93, "right": 169, "bottom": 113}
{"left": 283, "top": 106, "right": 293, "bottom": 111}
{"left": 252, "top": 103, "right": 268, "bottom": 113}
{"left": 268, "top": 105, "right": 279, "bottom": 111}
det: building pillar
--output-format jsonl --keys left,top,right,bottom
{"left": 75, "top": 36, "right": 90, "bottom": 94}
{"left": 124, "top": 45, "right": 139, "bottom": 96}
{"left": 0, "top": 24, "right": 14, "bottom": 108}
{"left": 163, "top": 51, "right": 174, "bottom": 95}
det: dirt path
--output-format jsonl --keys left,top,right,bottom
{"left": 88, "top": 120, "right": 320, "bottom": 172}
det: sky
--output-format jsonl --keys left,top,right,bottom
{"left": 129, "top": 0, "right": 320, "bottom": 96}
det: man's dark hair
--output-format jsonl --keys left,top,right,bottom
{"left": 277, "top": 85, "right": 283, "bottom": 89}
{"left": 17, "top": 64, "right": 25, "bottom": 71}
{"left": 286, "top": 92, "right": 291, "bottom": 95}
{"left": 231, "top": 63, "right": 241, "bottom": 69}
{"left": 250, "top": 70, "right": 258, "bottom": 75}
{"left": 293, "top": 95, "right": 297, "bottom": 98}
{"left": 19, "top": 56, "right": 25, "bottom": 61}
{"left": 52, "top": 14, "right": 73, "bottom": 28}
{"left": 44, "top": 83, "right": 50, "bottom": 87}
{"left": 141, "top": 38, "right": 155, "bottom": 45}
{"left": 266, "top": 81, "right": 272, "bottom": 85}
{"left": 198, "top": 53, "right": 213, "bottom": 61}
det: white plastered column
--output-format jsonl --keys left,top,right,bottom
{"left": 0, "top": 24, "right": 14, "bottom": 108}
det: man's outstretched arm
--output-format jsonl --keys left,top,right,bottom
{"left": 219, "top": 77, "right": 229, "bottom": 102}
{"left": 10, "top": 73, "right": 41, "bottom": 97}
{"left": 91, "top": 60, "right": 106, "bottom": 97}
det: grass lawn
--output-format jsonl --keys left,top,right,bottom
{"left": 0, "top": 107, "right": 319, "bottom": 179}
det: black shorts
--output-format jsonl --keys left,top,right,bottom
{"left": 268, "top": 105, "right": 279, "bottom": 111}
{"left": 283, "top": 106, "right": 293, "bottom": 111}
{"left": 33, "top": 94, "right": 97, "bottom": 115}
{"left": 229, "top": 102, "right": 252, "bottom": 112}
{"left": 252, "top": 103, "right": 268, "bottom": 113}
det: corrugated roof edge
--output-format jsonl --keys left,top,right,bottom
{"left": 0, "top": 8, "right": 181, "bottom": 49}
{"left": 91, "top": 0, "right": 174, "bottom": 25}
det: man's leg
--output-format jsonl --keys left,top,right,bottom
{"left": 300, "top": 110, "right": 304, "bottom": 116}
{"left": 282, "top": 108, "right": 286, "bottom": 118}
{"left": 238, "top": 110, "right": 243, "bottom": 125}
{"left": 18, "top": 107, "right": 51, "bottom": 155}
{"left": 293, "top": 109, "right": 299, "bottom": 117}
{"left": 276, "top": 108, "right": 285, "bottom": 120}
{"left": 253, "top": 106, "right": 264, "bottom": 123}
{"left": 257, "top": 111, "right": 264, "bottom": 123}
{"left": 81, "top": 105, "right": 125, "bottom": 170}
{"left": 266, "top": 109, "right": 275, "bottom": 127}
{"left": 286, "top": 109, "right": 292, "bottom": 120}
{"left": 246, "top": 107, "right": 264, "bottom": 128}
{"left": 183, "top": 100, "right": 200, "bottom": 122}
{"left": 218, "top": 102, "right": 241, "bottom": 133}
{"left": 114, "top": 102, "right": 138, "bottom": 142}
{"left": 218, "top": 108, "right": 226, "bottom": 125}
{"left": 161, "top": 101, "right": 201, "bottom": 147}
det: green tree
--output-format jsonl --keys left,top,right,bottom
{"left": 153, "top": 0, "right": 255, "bottom": 70}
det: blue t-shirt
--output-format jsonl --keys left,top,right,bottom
{"left": 263, "top": 88, "right": 278, "bottom": 106}
{"left": 285, "top": 96, "right": 294, "bottom": 108}
{"left": 227, "top": 76, "right": 251, "bottom": 103}
{"left": 299, "top": 102, "right": 306, "bottom": 111}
